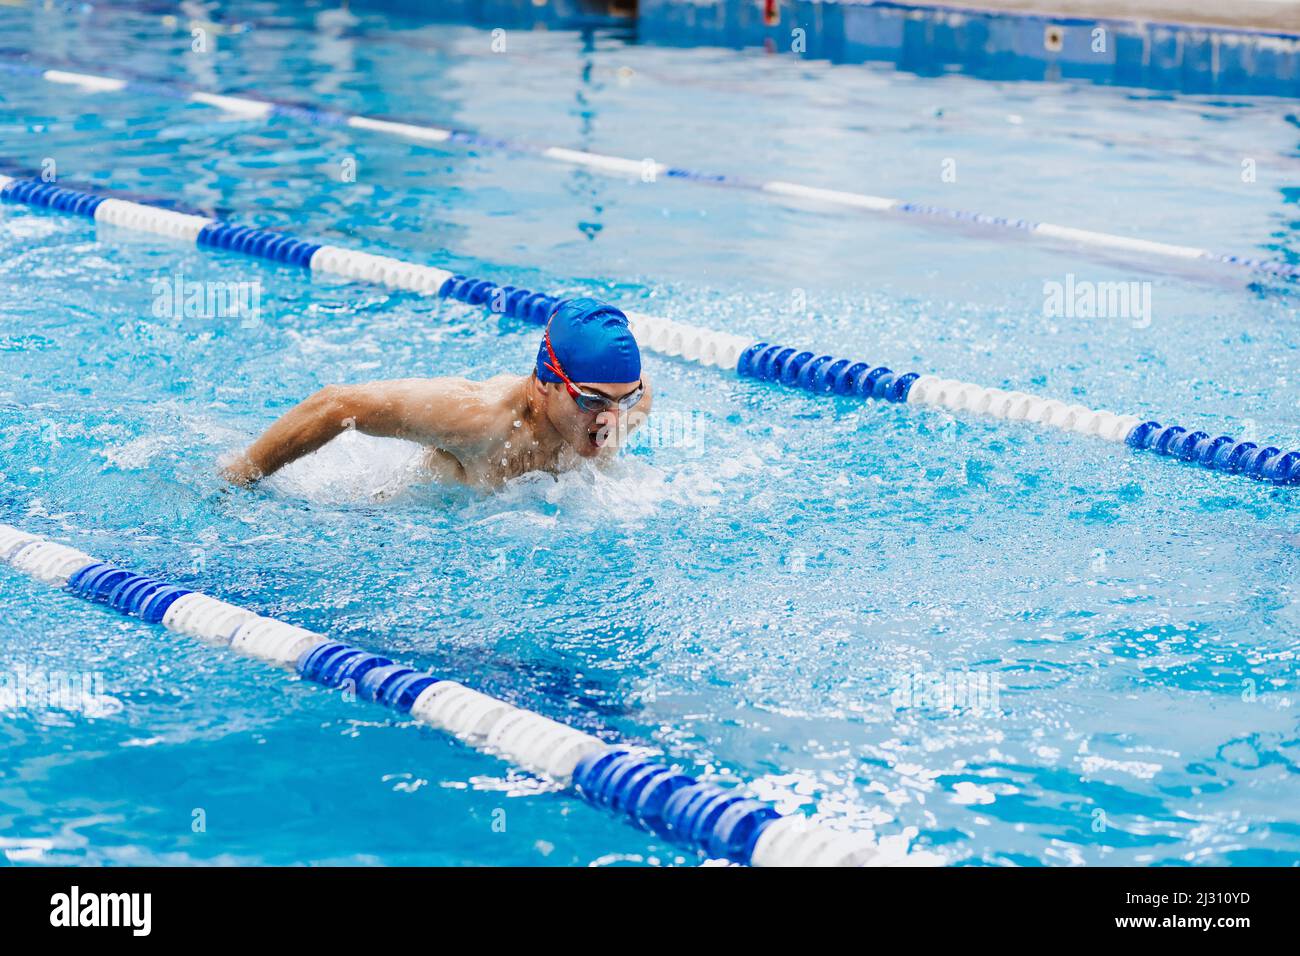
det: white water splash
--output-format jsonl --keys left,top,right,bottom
{"left": 260, "top": 430, "right": 431, "bottom": 504}
{"left": 253, "top": 430, "right": 764, "bottom": 523}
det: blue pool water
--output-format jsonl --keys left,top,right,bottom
{"left": 2, "top": 0, "right": 1299, "bottom": 866}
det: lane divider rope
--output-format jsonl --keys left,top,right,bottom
{"left": 0, "top": 521, "right": 888, "bottom": 866}
{"left": 3, "top": 55, "right": 1299, "bottom": 281}
{"left": 2, "top": 173, "right": 1297, "bottom": 487}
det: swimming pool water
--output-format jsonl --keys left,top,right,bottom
{"left": 1, "top": 0, "right": 1299, "bottom": 866}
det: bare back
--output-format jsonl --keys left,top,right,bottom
{"left": 224, "top": 374, "right": 568, "bottom": 490}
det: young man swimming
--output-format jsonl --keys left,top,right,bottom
{"left": 221, "top": 298, "right": 651, "bottom": 489}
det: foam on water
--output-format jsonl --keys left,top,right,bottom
{"left": 259, "top": 430, "right": 434, "bottom": 505}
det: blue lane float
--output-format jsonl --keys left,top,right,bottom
{"left": 1125, "top": 422, "right": 1300, "bottom": 483}
{"left": 66, "top": 561, "right": 193, "bottom": 625}
{"left": 1, "top": 172, "right": 1297, "bottom": 488}
{"left": 571, "top": 748, "right": 780, "bottom": 863}
{"left": 0, "top": 177, "right": 104, "bottom": 218}
{"left": 197, "top": 220, "right": 322, "bottom": 267}
{"left": 0, "top": 522, "right": 894, "bottom": 866}
{"left": 736, "top": 342, "right": 921, "bottom": 403}
{"left": 438, "top": 273, "right": 564, "bottom": 323}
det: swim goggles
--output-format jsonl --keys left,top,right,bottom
{"left": 542, "top": 320, "right": 644, "bottom": 414}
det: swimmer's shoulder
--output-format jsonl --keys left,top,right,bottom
{"left": 399, "top": 374, "right": 521, "bottom": 450}
{"left": 437, "top": 374, "right": 517, "bottom": 414}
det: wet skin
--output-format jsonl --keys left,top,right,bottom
{"left": 221, "top": 373, "right": 652, "bottom": 489}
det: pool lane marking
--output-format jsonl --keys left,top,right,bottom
{"left": 0, "top": 522, "right": 892, "bottom": 866}
{"left": 2, "top": 173, "right": 1298, "bottom": 486}
{"left": 9, "top": 56, "right": 1300, "bottom": 281}
{"left": 42, "top": 68, "right": 127, "bottom": 93}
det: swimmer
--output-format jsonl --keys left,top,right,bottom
{"left": 220, "top": 298, "right": 651, "bottom": 489}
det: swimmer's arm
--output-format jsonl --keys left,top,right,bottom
{"left": 222, "top": 379, "right": 490, "bottom": 485}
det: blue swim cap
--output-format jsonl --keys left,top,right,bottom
{"left": 536, "top": 298, "right": 641, "bottom": 385}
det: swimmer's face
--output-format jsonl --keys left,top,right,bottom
{"left": 538, "top": 379, "right": 642, "bottom": 458}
